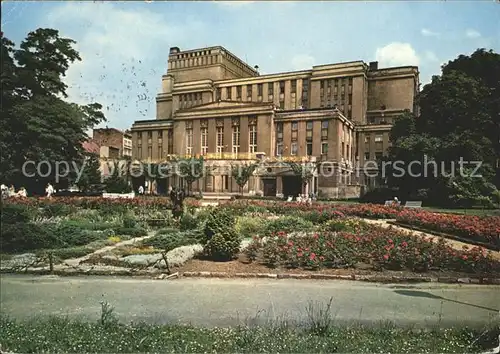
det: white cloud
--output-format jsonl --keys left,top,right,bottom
{"left": 465, "top": 29, "right": 481, "bottom": 38}
{"left": 291, "top": 54, "right": 315, "bottom": 70}
{"left": 421, "top": 28, "right": 439, "bottom": 37}
{"left": 424, "top": 50, "right": 438, "bottom": 62}
{"left": 375, "top": 42, "right": 420, "bottom": 67}
{"left": 44, "top": 2, "right": 203, "bottom": 129}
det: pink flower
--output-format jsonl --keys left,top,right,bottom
{"left": 310, "top": 253, "right": 316, "bottom": 261}
{"left": 383, "top": 254, "right": 390, "bottom": 260}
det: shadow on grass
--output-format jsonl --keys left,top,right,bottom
{"left": 393, "top": 290, "right": 499, "bottom": 312}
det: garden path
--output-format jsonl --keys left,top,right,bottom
{"left": 63, "top": 231, "right": 157, "bottom": 267}
{"left": 362, "top": 219, "right": 500, "bottom": 260}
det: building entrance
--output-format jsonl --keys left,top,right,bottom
{"left": 282, "top": 175, "right": 302, "bottom": 198}
{"left": 262, "top": 178, "right": 277, "bottom": 197}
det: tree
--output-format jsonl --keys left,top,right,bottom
{"left": 0, "top": 29, "right": 106, "bottom": 192}
{"left": 175, "top": 156, "right": 207, "bottom": 195}
{"left": 231, "top": 163, "right": 257, "bottom": 195}
{"left": 76, "top": 153, "right": 102, "bottom": 192}
{"left": 387, "top": 49, "right": 500, "bottom": 204}
{"left": 104, "top": 161, "right": 132, "bottom": 194}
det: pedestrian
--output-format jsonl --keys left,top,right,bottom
{"left": 45, "top": 183, "right": 54, "bottom": 198}
{"left": 17, "top": 187, "right": 27, "bottom": 198}
{"left": 8, "top": 185, "right": 15, "bottom": 197}
{"left": 138, "top": 185, "right": 144, "bottom": 195}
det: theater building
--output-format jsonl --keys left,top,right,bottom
{"left": 130, "top": 46, "right": 419, "bottom": 198}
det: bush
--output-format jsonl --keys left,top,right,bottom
{"left": 1, "top": 203, "right": 38, "bottom": 224}
{"left": 1, "top": 223, "right": 59, "bottom": 252}
{"left": 143, "top": 229, "right": 202, "bottom": 252}
{"left": 53, "top": 224, "right": 104, "bottom": 247}
{"left": 203, "top": 207, "right": 240, "bottom": 261}
{"left": 179, "top": 213, "right": 199, "bottom": 231}
{"left": 235, "top": 216, "right": 268, "bottom": 239}
{"left": 264, "top": 216, "right": 313, "bottom": 236}
{"left": 114, "top": 227, "right": 148, "bottom": 237}
{"left": 123, "top": 215, "right": 137, "bottom": 228}
{"left": 44, "top": 247, "right": 93, "bottom": 260}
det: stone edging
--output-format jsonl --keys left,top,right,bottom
{"left": 2, "top": 268, "right": 499, "bottom": 285}
{"left": 180, "top": 271, "right": 500, "bottom": 284}
{"left": 387, "top": 221, "right": 500, "bottom": 252}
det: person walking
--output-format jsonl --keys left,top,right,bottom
{"left": 138, "top": 185, "right": 144, "bottom": 195}
{"left": 45, "top": 183, "right": 54, "bottom": 198}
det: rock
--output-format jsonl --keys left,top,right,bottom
{"left": 2, "top": 253, "right": 38, "bottom": 269}
{"left": 156, "top": 273, "right": 167, "bottom": 280}
{"left": 121, "top": 254, "right": 163, "bottom": 267}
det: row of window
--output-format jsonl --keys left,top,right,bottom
{"left": 216, "top": 79, "right": 309, "bottom": 109}
{"left": 365, "top": 134, "right": 384, "bottom": 143}
{"left": 185, "top": 123, "right": 258, "bottom": 156}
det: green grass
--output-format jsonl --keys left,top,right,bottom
{"left": 0, "top": 315, "right": 497, "bottom": 353}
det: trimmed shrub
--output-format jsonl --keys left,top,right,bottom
{"left": 1, "top": 204, "right": 38, "bottom": 224}
{"left": 1, "top": 223, "right": 59, "bottom": 252}
{"left": 179, "top": 213, "right": 199, "bottom": 231}
{"left": 114, "top": 227, "right": 148, "bottom": 237}
{"left": 235, "top": 216, "right": 267, "bottom": 239}
{"left": 203, "top": 207, "right": 240, "bottom": 261}
{"left": 143, "top": 229, "right": 202, "bottom": 252}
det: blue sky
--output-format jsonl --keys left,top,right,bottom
{"left": 2, "top": 1, "right": 499, "bottom": 131}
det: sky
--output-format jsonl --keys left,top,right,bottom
{"left": 2, "top": 1, "right": 499, "bottom": 131}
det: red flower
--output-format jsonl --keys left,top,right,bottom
{"left": 310, "top": 253, "right": 316, "bottom": 261}
{"left": 383, "top": 254, "right": 390, "bottom": 260}
{"left": 462, "top": 255, "right": 468, "bottom": 260}
{"left": 297, "top": 252, "right": 303, "bottom": 257}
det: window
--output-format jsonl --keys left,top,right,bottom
{"left": 223, "top": 175, "right": 229, "bottom": 190}
{"left": 247, "top": 85, "right": 252, "bottom": 99}
{"left": 321, "top": 120, "right": 328, "bottom": 139}
{"left": 306, "top": 142, "right": 313, "bottom": 156}
{"left": 268, "top": 82, "right": 274, "bottom": 95}
{"left": 375, "top": 135, "right": 383, "bottom": 142}
{"left": 365, "top": 136, "right": 370, "bottom": 144}
{"left": 279, "top": 81, "right": 285, "bottom": 94}
{"left": 291, "top": 122, "right": 298, "bottom": 140}
{"left": 249, "top": 124, "right": 257, "bottom": 153}
{"left": 216, "top": 88, "right": 221, "bottom": 101}
{"left": 341, "top": 142, "right": 345, "bottom": 158}
{"left": 291, "top": 80, "right": 296, "bottom": 93}
{"left": 167, "top": 129, "right": 173, "bottom": 154}
{"left": 279, "top": 100, "right": 285, "bottom": 109}
{"left": 236, "top": 86, "right": 242, "bottom": 100}
{"left": 348, "top": 94, "right": 352, "bottom": 105}
{"left": 364, "top": 152, "right": 370, "bottom": 161}
{"left": 137, "top": 147, "right": 142, "bottom": 158}
{"left": 276, "top": 142, "right": 283, "bottom": 156}
{"left": 186, "top": 127, "right": 193, "bottom": 156}
{"left": 227, "top": 87, "right": 232, "bottom": 100}
{"left": 258, "top": 83, "right": 263, "bottom": 96}
{"left": 148, "top": 131, "right": 152, "bottom": 144}
{"left": 158, "top": 145, "right": 163, "bottom": 160}
{"left": 216, "top": 126, "right": 224, "bottom": 156}
{"left": 375, "top": 152, "right": 383, "bottom": 160}
{"left": 346, "top": 144, "right": 350, "bottom": 160}
{"left": 201, "top": 127, "right": 208, "bottom": 155}
{"left": 306, "top": 121, "right": 313, "bottom": 141}
{"left": 232, "top": 125, "right": 240, "bottom": 154}
{"left": 158, "top": 130, "right": 163, "bottom": 144}
{"left": 137, "top": 132, "right": 142, "bottom": 146}
{"left": 321, "top": 142, "right": 328, "bottom": 155}
{"left": 276, "top": 122, "right": 283, "bottom": 139}
{"left": 301, "top": 79, "right": 309, "bottom": 108}
{"left": 148, "top": 146, "right": 152, "bottom": 159}
{"left": 291, "top": 142, "right": 298, "bottom": 155}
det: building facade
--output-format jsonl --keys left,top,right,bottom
{"left": 93, "top": 128, "right": 133, "bottom": 159}
{"left": 131, "top": 46, "right": 419, "bottom": 198}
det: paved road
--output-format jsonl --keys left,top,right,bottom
{"left": 1, "top": 275, "right": 499, "bottom": 328}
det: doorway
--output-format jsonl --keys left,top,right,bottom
{"left": 282, "top": 175, "right": 302, "bottom": 198}
{"left": 262, "top": 178, "right": 277, "bottom": 197}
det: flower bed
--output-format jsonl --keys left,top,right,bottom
{"left": 220, "top": 200, "right": 400, "bottom": 220}
{"left": 245, "top": 225, "right": 499, "bottom": 275}
{"left": 396, "top": 210, "right": 500, "bottom": 249}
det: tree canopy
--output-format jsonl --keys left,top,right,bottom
{"left": 0, "top": 29, "right": 106, "bottom": 193}
{"left": 387, "top": 49, "right": 500, "bottom": 207}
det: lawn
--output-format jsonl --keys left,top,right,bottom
{"left": 1, "top": 315, "right": 498, "bottom": 353}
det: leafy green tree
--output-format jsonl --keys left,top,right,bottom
{"left": 175, "top": 156, "right": 208, "bottom": 195}
{"left": 0, "top": 29, "right": 105, "bottom": 191}
{"left": 231, "top": 163, "right": 257, "bottom": 195}
{"left": 76, "top": 153, "right": 102, "bottom": 192}
{"left": 388, "top": 49, "right": 500, "bottom": 205}
{"left": 104, "top": 161, "right": 131, "bottom": 194}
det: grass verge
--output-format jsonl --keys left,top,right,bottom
{"left": 0, "top": 314, "right": 498, "bottom": 353}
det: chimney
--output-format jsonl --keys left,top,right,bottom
{"left": 369, "top": 61, "right": 378, "bottom": 71}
